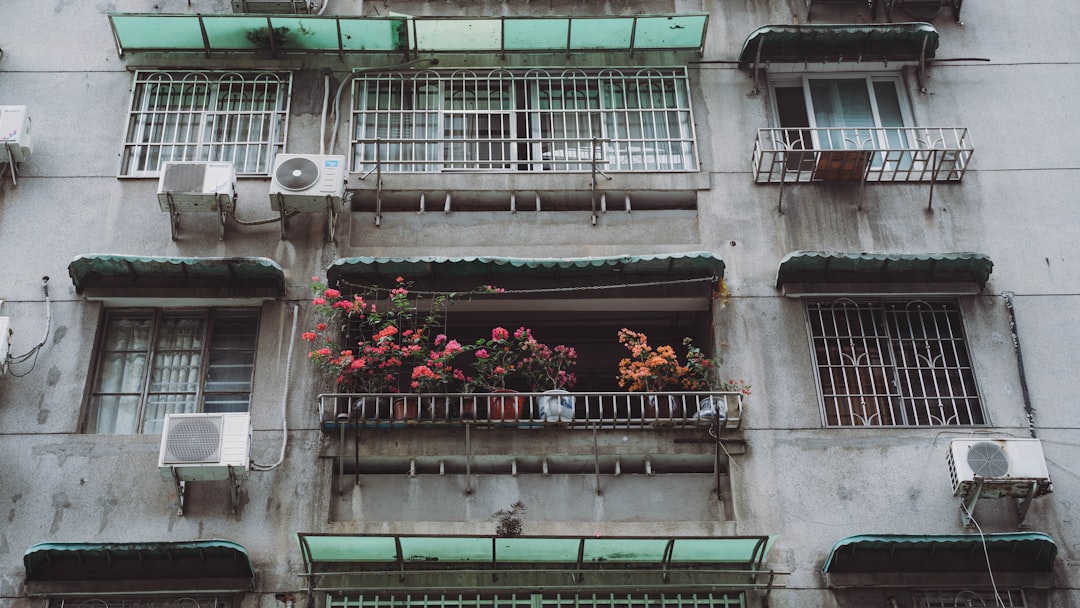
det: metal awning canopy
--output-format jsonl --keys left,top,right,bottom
{"left": 107, "top": 13, "right": 708, "bottom": 57}
{"left": 327, "top": 252, "right": 724, "bottom": 310}
{"left": 297, "top": 534, "right": 776, "bottom": 592}
{"left": 823, "top": 533, "right": 1057, "bottom": 589}
{"left": 68, "top": 254, "right": 286, "bottom": 301}
{"left": 775, "top": 251, "right": 992, "bottom": 296}
{"left": 738, "top": 23, "right": 939, "bottom": 93}
{"left": 23, "top": 540, "right": 255, "bottom": 596}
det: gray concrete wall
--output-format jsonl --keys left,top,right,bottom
{"left": 0, "top": 0, "right": 1077, "bottom": 607}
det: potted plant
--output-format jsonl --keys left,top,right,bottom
{"left": 617, "top": 328, "right": 750, "bottom": 423}
{"left": 466, "top": 326, "right": 531, "bottom": 420}
{"left": 409, "top": 333, "right": 468, "bottom": 421}
{"left": 520, "top": 334, "right": 578, "bottom": 422}
{"left": 304, "top": 276, "right": 439, "bottom": 422}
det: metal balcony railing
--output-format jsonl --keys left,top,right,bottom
{"left": 753, "top": 127, "right": 972, "bottom": 184}
{"left": 752, "top": 127, "right": 973, "bottom": 212}
{"left": 318, "top": 390, "right": 744, "bottom": 431}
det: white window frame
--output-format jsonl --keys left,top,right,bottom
{"left": 350, "top": 68, "right": 698, "bottom": 174}
{"left": 804, "top": 298, "right": 986, "bottom": 428}
{"left": 84, "top": 308, "right": 260, "bottom": 435}
{"left": 120, "top": 70, "right": 291, "bottom": 178}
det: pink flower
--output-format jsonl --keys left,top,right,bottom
{"left": 324, "top": 288, "right": 340, "bottom": 298}
{"left": 316, "top": 323, "right": 327, "bottom": 331}
{"left": 491, "top": 327, "right": 509, "bottom": 341}
{"left": 302, "top": 331, "right": 317, "bottom": 342}
{"left": 313, "top": 297, "right": 327, "bottom": 306}
{"left": 476, "top": 349, "right": 489, "bottom": 359}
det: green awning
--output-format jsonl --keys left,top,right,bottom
{"left": 776, "top": 251, "right": 992, "bottom": 289}
{"left": 68, "top": 254, "right": 286, "bottom": 298}
{"left": 108, "top": 14, "right": 707, "bottom": 56}
{"left": 738, "top": 22, "right": 939, "bottom": 69}
{"left": 24, "top": 540, "right": 254, "bottom": 596}
{"left": 823, "top": 533, "right": 1057, "bottom": 573}
{"left": 298, "top": 534, "right": 774, "bottom": 592}
{"left": 328, "top": 252, "right": 723, "bottom": 287}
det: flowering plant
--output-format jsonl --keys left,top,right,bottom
{"left": 520, "top": 334, "right": 578, "bottom": 391}
{"left": 466, "top": 326, "right": 531, "bottom": 392}
{"left": 304, "top": 276, "right": 437, "bottom": 394}
{"left": 410, "top": 333, "right": 469, "bottom": 392}
{"left": 616, "top": 328, "right": 750, "bottom": 394}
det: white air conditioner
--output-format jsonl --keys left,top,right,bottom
{"left": 947, "top": 438, "right": 1052, "bottom": 500}
{"left": 158, "top": 412, "right": 251, "bottom": 482}
{"left": 0, "top": 105, "right": 32, "bottom": 163}
{"left": 231, "top": 0, "right": 311, "bottom": 13}
{"left": 269, "top": 153, "right": 346, "bottom": 212}
{"left": 0, "top": 317, "right": 10, "bottom": 375}
{"left": 157, "top": 161, "right": 237, "bottom": 212}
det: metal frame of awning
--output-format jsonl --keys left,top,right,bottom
{"left": 23, "top": 540, "right": 255, "bottom": 597}
{"left": 738, "top": 23, "right": 940, "bottom": 94}
{"left": 107, "top": 14, "right": 708, "bottom": 59}
{"left": 68, "top": 254, "right": 286, "bottom": 301}
{"left": 297, "top": 534, "right": 779, "bottom": 598}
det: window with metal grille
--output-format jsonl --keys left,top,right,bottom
{"left": 915, "top": 589, "right": 1028, "bottom": 608}
{"left": 120, "top": 71, "right": 291, "bottom": 177}
{"left": 85, "top": 308, "right": 259, "bottom": 434}
{"left": 329, "top": 593, "right": 744, "bottom": 608}
{"left": 54, "top": 598, "right": 232, "bottom": 608}
{"left": 806, "top": 299, "right": 984, "bottom": 427}
{"left": 351, "top": 68, "right": 697, "bottom": 173}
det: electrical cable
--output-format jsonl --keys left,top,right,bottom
{"left": 959, "top": 503, "right": 1006, "bottom": 608}
{"left": 6, "top": 276, "right": 51, "bottom": 377}
{"left": 251, "top": 303, "right": 299, "bottom": 471}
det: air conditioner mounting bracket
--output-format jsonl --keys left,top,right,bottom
{"left": 167, "top": 466, "right": 245, "bottom": 517}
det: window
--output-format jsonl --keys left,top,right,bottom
{"left": 120, "top": 71, "right": 291, "bottom": 177}
{"left": 351, "top": 68, "right": 697, "bottom": 173}
{"left": 328, "top": 593, "right": 744, "bottom": 608}
{"left": 86, "top": 309, "right": 259, "bottom": 434}
{"left": 806, "top": 299, "right": 984, "bottom": 427}
{"left": 772, "top": 74, "right": 914, "bottom": 157}
{"left": 915, "top": 589, "right": 1028, "bottom": 608}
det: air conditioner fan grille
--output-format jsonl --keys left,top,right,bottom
{"left": 164, "top": 416, "right": 223, "bottom": 463}
{"left": 275, "top": 157, "right": 320, "bottom": 191}
{"left": 967, "top": 441, "right": 1010, "bottom": 478}
{"left": 162, "top": 163, "right": 208, "bottom": 193}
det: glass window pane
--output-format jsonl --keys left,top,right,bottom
{"left": 88, "top": 395, "right": 141, "bottom": 434}
{"left": 144, "top": 395, "right": 198, "bottom": 434}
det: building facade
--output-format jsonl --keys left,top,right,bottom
{"left": 0, "top": 0, "right": 1076, "bottom": 607}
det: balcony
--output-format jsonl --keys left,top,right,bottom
{"left": 318, "top": 390, "right": 744, "bottom": 431}
{"left": 752, "top": 126, "right": 973, "bottom": 211}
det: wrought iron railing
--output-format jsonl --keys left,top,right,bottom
{"left": 752, "top": 126, "right": 973, "bottom": 184}
{"left": 318, "top": 391, "right": 743, "bottom": 430}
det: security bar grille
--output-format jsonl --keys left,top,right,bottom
{"left": 806, "top": 299, "right": 984, "bottom": 427}
{"left": 329, "top": 593, "right": 744, "bottom": 608}
{"left": 915, "top": 589, "right": 1027, "bottom": 608}
{"left": 121, "top": 71, "right": 290, "bottom": 177}
{"left": 351, "top": 68, "right": 697, "bottom": 173}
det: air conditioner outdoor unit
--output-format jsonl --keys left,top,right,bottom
{"left": 158, "top": 412, "right": 251, "bottom": 482}
{"left": 947, "top": 438, "right": 1052, "bottom": 500}
{"left": 0, "top": 105, "right": 32, "bottom": 163}
{"left": 231, "top": 0, "right": 311, "bottom": 13}
{"left": 157, "top": 161, "right": 237, "bottom": 211}
{"left": 0, "top": 317, "right": 10, "bottom": 376}
{"left": 269, "top": 154, "right": 346, "bottom": 211}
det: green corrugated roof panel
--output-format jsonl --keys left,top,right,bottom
{"left": 823, "top": 533, "right": 1057, "bottom": 573}
{"left": 24, "top": 540, "right": 254, "bottom": 585}
{"left": 775, "top": 251, "right": 992, "bottom": 288}
{"left": 107, "top": 13, "right": 704, "bottom": 55}
{"left": 68, "top": 254, "right": 286, "bottom": 297}
{"left": 326, "top": 252, "right": 725, "bottom": 288}
{"left": 738, "top": 22, "right": 939, "bottom": 68}
{"left": 299, "top": 534, "right": 773, "bottom": 568}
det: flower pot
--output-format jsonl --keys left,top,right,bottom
{"left": 538, "top": 389, "right": 575, "bottom": 422}
{"left": 487, "top": 389, "right": 522, "bottom": 421}
{"left": 393, "top": 397, "right": 419, "bottom": 422}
